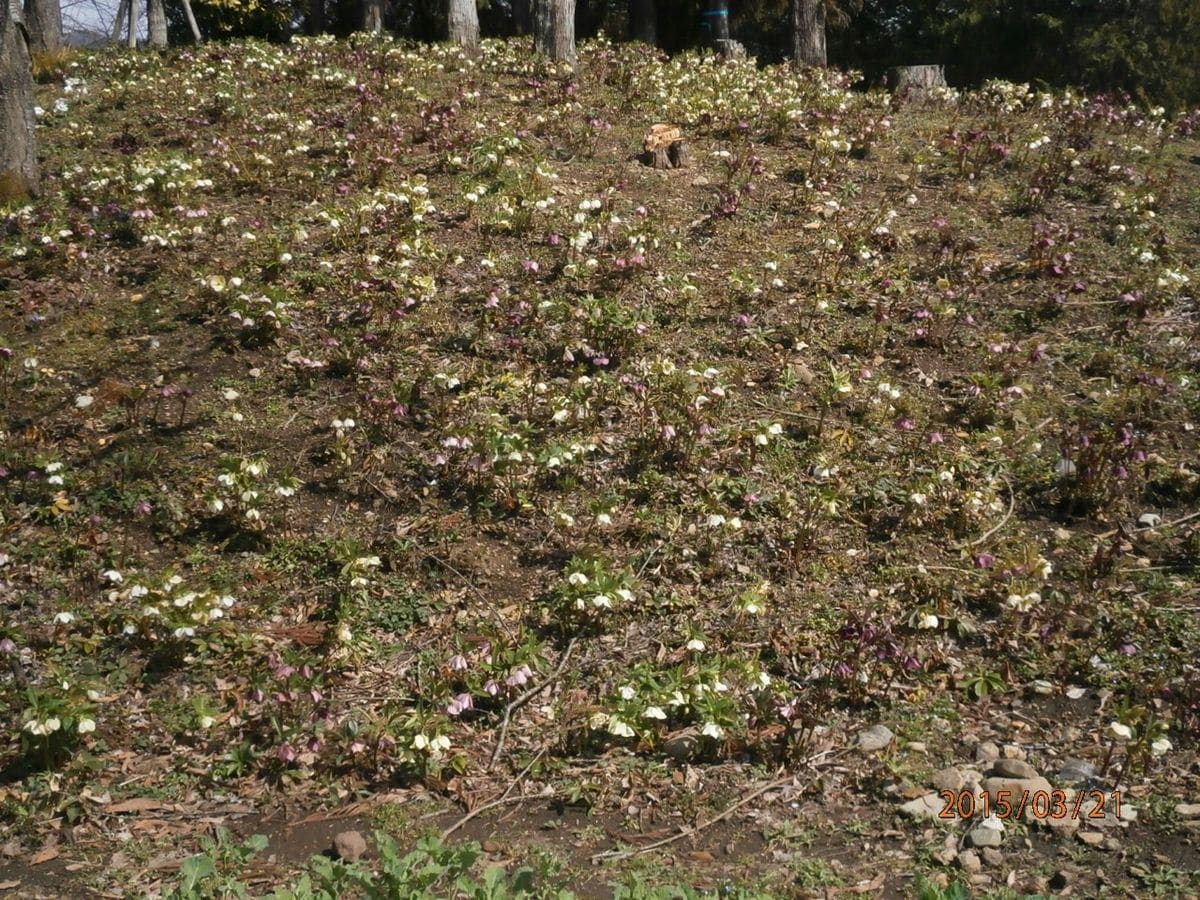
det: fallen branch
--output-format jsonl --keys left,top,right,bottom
{"left": 590, "top": 769, "right": 794, "bottom": 863}
{"left": 1097, "top": 509, "right": 1200, "bottom": 541}
{"left": 952, "top": 476, "right": 1014, "bottom": 550}
{"left": 443, "top": 748, "right": 547, "bottom": 840}
{"left": 488, "top": 638, "right": 578, "bottom": 771}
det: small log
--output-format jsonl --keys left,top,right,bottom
{"left": 668, "top": 141, "right": 690, "bottom": 169}
{"left": 887, "top": 65, "right": 946, "bottom": 93}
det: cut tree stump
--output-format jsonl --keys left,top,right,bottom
{"left": 642, "top": 124, "right": 690, "bottom": 170}
{"left": 887, "top": 65, "right": 946, "bottom": 93}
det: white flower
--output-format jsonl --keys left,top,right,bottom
{"left": 608, "top": 719, "right": 635, "bottom": 738}
{"left": 222, "top": 388, "right": 240, "bottom": 401}
{"left": 686, "top": 638, "right": 706, "bottom": 651}
{"left": 103, "top": 569, "right": 123, "bottom": 584}
{"left": 1108, "top": 722, "right": 1134, "bottom": 741}
{"left": 45, "top": 717, "right": 61, "bottom": 734}
{"left": 1150, "top": 737, "right": 1172, "bottom": 756}
{"left": 412, "top": 734, "right": 430, "bottom": 750}
{"left": 430, "top": 735, "right": 451, "bottom": 752}
{"left": 590, "top": 594, "right": 613, "bottom": 609}
{"left": 701, "top": 722, "right": 724, "bottom": 739}
{"left": 909, "top": 492, "right": 927, "bottom": 506}
{"left": 75, "top": 394, "right": 94, "bottom": 409}
{"left": 198, "top": 715, "right": 215, "bottom": 729}
{"left": 643, "top": 706, "right": 667, "bottom": 720}
{"left": 917, "top": 613, "right": 939, "bottom": 629}
{"left": 53, "top": 611, "right": 75, "bottom": 625}
{"left": 618, "top": 685, "right": 636, "bottom": 700}
{"left": 77, "top": 718, "right": 96, "bottom": 734}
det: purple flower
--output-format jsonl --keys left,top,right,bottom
{"left": 0, "top": 638, "right": 17, "bottom": 654}
{"left": 276, "top": 744, "right": 297, "bottom": 763}
{"left": 927, "top": 431, "right": 944, "bottom": 445}
{"left": 973, "top": 552, "right": 996, "bottom": 569}
{"left": 447, "top": 654, "right": 469, "bottom": 671}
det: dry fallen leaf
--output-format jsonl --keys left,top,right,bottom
{"left": 106, "top": 797, "right": 166, "bottom": 814}
{"left": 30, "top": 847, "right": 60, "bottom": 866}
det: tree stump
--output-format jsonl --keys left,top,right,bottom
{"left": 668, "top": 141, "right": 691, "bottom": 168}
{"left": 887, "top": 65, "right": 946, "bottom": 93}
{"left": 642, "top": 124, "right": 689, "bottom": 170}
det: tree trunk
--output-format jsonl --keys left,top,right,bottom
{"left": 24, "top": 0, "right": 62, "bottom": 53}
{"left": 532, "top": 0, "right": 574, "bottom": 64}
{"left": 361, "top": 0, "right": 383, "bottom": 32}
{"left": 180, "top": 0, "right": 202, "bottom": 42}
{"left": 887, "top": 65, "right": 946, "bottom": 92}
{"left": 446, "top": 0, "right": 478, "bottom": 53}
{"left": 700, "top": 0, "right": 727, "bottom": 49}
{"left": 126, "top": 0, "right": 137, "bottom": 48}
{"left": 511, "top": 0, "right": 530, "bottom": 35}
{"left": 109, "top": 0, "right": 127, "bottom": 43}
{"left": 147, "top": 0, "right": 166, "bottom": 48}
{"left": 628, "top": 0, "right": 654, "bottom": 45}
{"left": 792, "top": 0, "right": 825, "bottom": 67}
{"left": 306, "top": 0, "right": 324, "bottom": 34}
{"left": 1, "top": 0, "right": 39, "bottom": 199}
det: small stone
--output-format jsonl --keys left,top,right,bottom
{"left": 1000, "top": 744, "right": 1026, "bottom": 761}
{"left": 1137, "top": 512, "right": 1162, "bottom": 528}
{"left": 1028, "top": 680, "right": 1054, "bottom": 695}
{"left": 981, "top": 775, "right": 1054, "bottom": 814}
{"left": 990, "top": 759, "right": 1038, "bottom": 779}
{"left": 933, "top": 848, "right": 958, "bottom": 866}
{"left": 980, "top": 848, "right": 1004, "bottom": 868}
{"left": 957, "top": 849, "right": 982, "bottom": 874}
{"left": 1077, "top": 831, "right": 1104, "bottom": 847}
{"left": 858, "top": 724, "right": 895, "bottom": 752}
{"left": 1117, "top": 803, "right": 1137, "bottom": 823}
{"left": 333, "top": 831, "right": 367, "bottom": 863}
{"left": 967, "top": 825, "right": 1003, "bottom": 849}
{"left": 1102, "top": 837, "right": 1122, "bottom": 851}
{"left": 907, "top": 741, "right": 927, "bottom": 754}
{"left": 899, "top": 793, "right": 946, "bottom": 821}
{"left": 1057, "top": 758, "right": 1098, "bottom": 787}
{"left": 968, "top": 873, "right": 992, "bottom": 887}
{"left": 663, "top": 728, "right": 700, "bottom": 761}
{"left": 975, "top": 741, "right": 1001, "bottom": 763}
{"left": 931, "top": 767, "right": 965, "bottom": 793}
{"left": 690, "top": 175, "right": 710, "bottom": 187}
{"left": 1174, "top": 803, "right": 1200, "bottom": 819}
{"left": 1049, "top": 870, "right": 1071, "bottom": 891}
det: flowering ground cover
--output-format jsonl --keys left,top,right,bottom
{"left": 1, "top": 36, "right": 1199, "bottom": 898}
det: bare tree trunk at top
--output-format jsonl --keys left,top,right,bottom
{"left": 511, "top": 0, "right": 530, "bottom": 35}
{"left": 147, "top": 0, "right": 166, "bottom": 48}
{"left": 446, "top": 0, "right": 478, "bottom": 53}
{"left": 306, "top": 0, "right": 324, "bottom": 34}
{"left": 532, "top": 0, "right": 573, "bottom": 63}
{"left": 126, "top": 0, "right": 137, "bottom": 47}
{"left": 110, "top": 0, "right": 127, "bottom": 43}
{"left": 1, "top": 0, "right": 39, "bottom": 199}
{"left": 628, "top": 0, "right": 654, "bottom": 45}
{"left": 793, "top": 0, "right": 826, "bottom": 66}
{"left": 180, "top": 0, "right": 202, "bottom": 42}
{"left": 361, "top": 0, "right": 382, "bottom": 32}
{"left": 24, "top": 0, "right": 62, "bottom": 53}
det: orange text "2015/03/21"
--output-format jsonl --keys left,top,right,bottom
{"left": 937, "top": 788, "right": 1121, "bottom": 822}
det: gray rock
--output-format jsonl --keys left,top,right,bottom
{"left": 933, "top": 848, "right": 958, "bottom": 867}
{"left": 333, "top": 830, "right": 368, "bottom": 863}
{"left": 663, "top": 728, "right": 701, "bottom": 761}
{"left": 975, "top": 741, "right": 1000, "bottom": 763}
{"left": 899, "top": 792, "right": 946, "bottom": 821}
{"left": 957, "top": 849, "right": 982, "bottom": 874}
{"left": 1102, "top": 837, "right": 1122, "bottom": 851}
{"left": 967, "top": 825, "right": 1004, "bottom": 849}
{"left": 907, "top": 741, "right": 927, "bottom": 754}
{"left": 858, "top": 724, "right": 895, "bottom": 752}
{"left": 931, "top": 767, "right": 965, "bottom": 793}
{"left": 1174, "top": 803, "right": 1200, "bottom": 819}
{"left": 980, "top": 848, "right": 1004, "bottom": 867}
{"left": 1057, "top": 758, "right": 1098, "bottom": 787}
{"left": 990, "top": 758, "right": 1038, "bottom": 779}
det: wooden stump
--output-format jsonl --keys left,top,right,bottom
{"left": 668, "top": 141, "right": 691, "bottom": 169}
{"left": 887, "top": 65, "right": 946, "bottom": 93}
{"left": 642, "top": 124, "right": 689, "bottom": 170}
